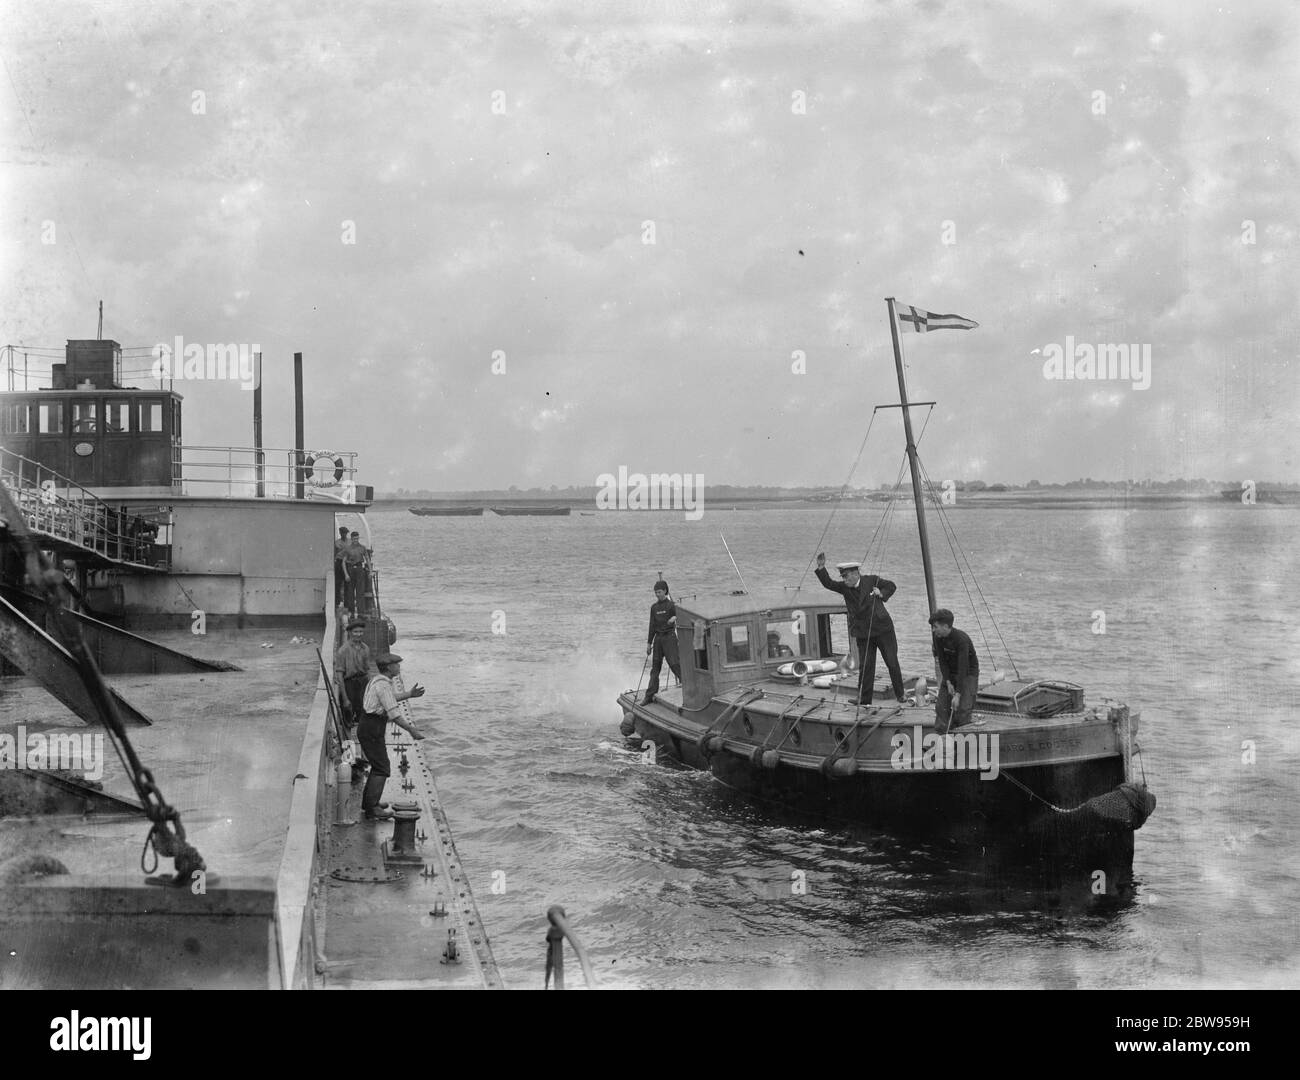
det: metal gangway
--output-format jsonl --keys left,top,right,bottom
{"left": 0, "top": 448, "right": 164, "bottom": 571}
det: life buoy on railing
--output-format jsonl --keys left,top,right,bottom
{"left": 304, "top": 451, "right": 346, "bottom": 488}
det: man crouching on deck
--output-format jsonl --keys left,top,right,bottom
{"left": 358, "top": 653, "right": 426, "bottom": 821}
{"left": 929, "top": 609, "right": 979, "bottom": 733}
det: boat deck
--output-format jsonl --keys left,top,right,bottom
{"left": 0, "top": 627, "right": 318, "bottom": 878}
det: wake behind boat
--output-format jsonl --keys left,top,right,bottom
{"left": 617, "top": 298, "right": 1155, "bottom": 892}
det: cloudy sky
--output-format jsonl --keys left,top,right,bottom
{"left": 2, "top": 0, "right": 1296, "bottom": 491}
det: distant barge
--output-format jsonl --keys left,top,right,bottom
{"left": 489, "top": 505, "right": 571, "bottom": 516}
{"left": 409, "top": 505, "right": 484, "bottom": 516}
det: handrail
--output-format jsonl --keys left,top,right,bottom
{"left": 544, "top": 906, "right": 597, "bottom": 990}
{"left": 174, "top": 445, "right": 358, "bottom": 500}
{"left": 0, "top": 448, "right": 163, "bottom": 568}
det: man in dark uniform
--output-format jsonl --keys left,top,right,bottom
{"left": 929, "top": 608, "right": 979, "bottom": 733}
{"left": 643, "top": 580, "right": 681, "bottom": 705}
{"left": 814, "top": 552, "right": 906, "bottom": 705}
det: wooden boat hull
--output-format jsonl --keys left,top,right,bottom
{"left": 409, "top": 506, "right": 484, "bottom": 515}
{"left": 489, "top": 505, "right": 571, "bottom": 516}
{"left": 618, "top": 686, "right": 1147, "bottom": 888}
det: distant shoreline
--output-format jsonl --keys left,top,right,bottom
{"left": 375, "top": 492, "right": 1292, "bottom": 511}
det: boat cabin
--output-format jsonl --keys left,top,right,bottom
{"left": 671, "top": 589, "right": 853, "bottom": 708}
{"left": 1, "top": 340, "right": 179, "bottom": 495}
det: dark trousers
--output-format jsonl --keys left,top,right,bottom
{"left": 343, "top": 565, "right": 364, "bottom": 612}
{"left": 334, "top": 558, "right": 345, "bottom": 605}
{"left": 855, "top": 630, "right": 905, "bottom": 703}
{"left": 646, "top": 632, "right": 682, "bottom": 699}
{"left": 935, "top": 675, "right": 978, "bottom": 733}
{"left": 343, "top": 674, "right": 368, "bottom": 727}
{"left": 356, "top": 710, "right": 391, "bottom": 812}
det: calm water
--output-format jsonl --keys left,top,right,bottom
{"left": 369, "top": 504, "right": 1299, "bottom": 990}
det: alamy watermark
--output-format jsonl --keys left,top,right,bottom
{"left": 595, "top": 467, "right": 705, "bottom": 520}
{"left": 151, "top": 337, "right": 259, "bottom": 389}
{"left": 0, "top": 724, "right": 104, "bottom": 781}
{"left": 890, "top": 725, "right": 1000, "bottom": 780}
{"left": 1039, "top": 337, "right": 1151, "bottom": 390}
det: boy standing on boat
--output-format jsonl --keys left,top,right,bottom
{"left": 929, "top": 609, "right": 979, "bottom": 732}
{"left": 814, "top": 553, "right": 906, "bottom": 705}
{"left": 643, "top": 580, "right": 681, "bottom": 705}
{"left": 358, "top": 653, "right": 426, "bottom": 821}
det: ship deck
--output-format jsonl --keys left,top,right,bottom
{"left": 0, "top": 622, "right": 499, "bottom": 989}
{"left": 0, "top": 627, "right": 319, "bottom": 879}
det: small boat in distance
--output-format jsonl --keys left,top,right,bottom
{"left": 490, "top": 505, "right": 571, "bottom": 516}
{"left": 409, "top": 505, "right": 484, "bottom": 516}
{"left": 1219, "top": 487, "right": 1300, "bottom": 505}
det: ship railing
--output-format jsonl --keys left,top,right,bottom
{"left": 0, "top": 448, "right": 163, "bottom": 568}
{"left": 174, "top": 445, "right": 358, "bottom": 501}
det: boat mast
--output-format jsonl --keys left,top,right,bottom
{"left": 885, "top": 297, "right": 937, "bottom": 617}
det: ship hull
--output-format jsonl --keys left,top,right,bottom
{"left": 619, "top": 689, "right": 1145, "bottom": 891}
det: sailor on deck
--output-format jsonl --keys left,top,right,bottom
{"left": 334, "top": 616, "right": 377, "bottom": 726}
{"left": 929, "top": 609, "right": 979, "bottom": 733}
{"left": 814, "top": 553, "right": 906, "bottom": 705}
{"left": 643, "top": 579, "right": 682, "bottom": 706}
{"left": 357, "top": 653, "right": 426, "bottom": 821}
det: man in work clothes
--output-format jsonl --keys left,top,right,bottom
{"left": 643, "top": 580, "right": 681, "bottom": 705}
{"left": 358, "top": 653, "right": 426, "bottom": 821}
{"left": 815, "top": 553, "right": 906, "bottom": 705}
{"left": 930, "top": 608, "right": 979, "bottom": 733}
{"left": 333, "top": 525, "right": 350, "bottom": 608}
{"left": 333, "top": 616, "right": 376, "bottom": 727}
{"left": 342, "top": 530, "right": 370, "bottom": 616}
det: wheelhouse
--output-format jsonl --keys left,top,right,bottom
{"left": 672, "top": 590, "right": 852, "bottom": 708}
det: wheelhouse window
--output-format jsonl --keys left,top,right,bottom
{"left": 104, "top": 402, "right": 128, "bottom": 432}
{"left": 72, "top": 401, "right": 99, "bottom": 433}
{"left": 137, "top": 399, "right": 163, "bottom": 432}
{"left": 764, "top": 617, "right": 806, "bottom": 660}
{"left": 37, "top": 400, "right": 64, "bottom": 433}
{"left": 1, "top": 402, "right": 30, "bottom": 434}
{"left": 724, "top": 623, "right": 751, "bottom": 663}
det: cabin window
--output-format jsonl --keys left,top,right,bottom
{"left": 1, "top": 403, "right": 29, "bottom": 434}
{"left": 817, "top": 613, "right": 853, "bottom": 664}
{"left": 763, "top": 619, "right": 805, "bottom": 660}
{"left": 37, "top": 400, "right": 64, "bottom": 434}
{"left": 72, "top": 401, "right": 99, "bottom": 433}
{"left": 724, "top": 624, "right": 752, "bottom": 663}
{"left": 104, "top": 402, "right": 128, "bottom": 432}
{"left": 693, "top": 626, "right": 709, "bottom": 670}
{"left": 137, "top": 399, "right": 163, "bottom": 432}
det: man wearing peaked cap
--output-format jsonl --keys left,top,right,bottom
{"left": 929, "top": 609, "right": 979, "bottom": 733}
{"left": 642, "top": 579, "right": 681, "bottom": 706}
{"left": 358, "top": 653, "right": 426, "bottom": 820}
{"left": 815, "top": 552, "right": 906, "bottom": 705}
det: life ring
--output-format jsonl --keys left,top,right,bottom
{"left": 304, "top": 451, "right": 346, "bottom": 487}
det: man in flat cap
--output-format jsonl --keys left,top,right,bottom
{"left": 929, "top": 609, "right": 979, "bottom": 733}
{"left": 642, "top": 579, "right": 681, "bottom": 705}
{"left": 333, "top": 616, "right": 377, "bottom": 728}
{"left": 815, "top": 552, "right": 906, "bottom": 705}
{"left": 358, "top": 653, "right": 426, "bottom": 821}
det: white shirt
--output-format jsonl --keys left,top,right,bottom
{"left": 362, "top": 674, "right": 400, "bottom": 719}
